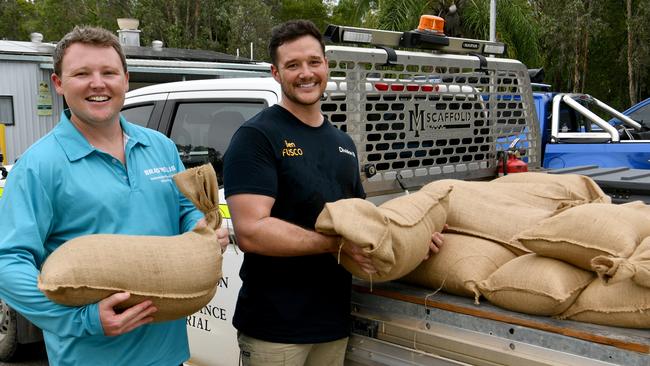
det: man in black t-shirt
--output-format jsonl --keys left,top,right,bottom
{"left": 224, "top": 20, "right": 443, "bottom": 365}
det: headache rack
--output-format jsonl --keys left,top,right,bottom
{"left": 321, "top": 28, "right": 541, "bottom": 196}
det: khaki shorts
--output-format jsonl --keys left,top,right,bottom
{"left": 238, "top": 332, "right": 348, "bottom": 366}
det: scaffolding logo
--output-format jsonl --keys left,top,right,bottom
{"left": 409, "top": 104, "right": 471, "bottom": 137}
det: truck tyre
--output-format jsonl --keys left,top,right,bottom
{"left": 0, "top": 299, "right": 18, "bottom": 361}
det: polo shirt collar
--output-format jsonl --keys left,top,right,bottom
{"left": 53, "top": 110, "right": 152, "bottom": 162}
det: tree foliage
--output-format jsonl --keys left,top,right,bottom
{"left": 224, "top": 0, "right": 275, "bottom": 60}
{"left": 463, "top": 0, "right": 541, "bottom": 68}
{"left": 0, "top": 0, "right": 36, "bottom": 41}
{"left": 330, "top": 0, "right": 379, "bottom": 27}
{"left": 624, "top": 0, "right": 650, "bottom": 105}
{"left": 277, "top": 0, "right": 330, "bottom": 30}
{"left": 132, "top": 0, "right": 232, "bottom": 50}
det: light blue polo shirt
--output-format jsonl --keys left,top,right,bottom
{"left": 0, "top": 110, "right": 204, "bottom": 366}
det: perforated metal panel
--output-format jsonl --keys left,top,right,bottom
{"left": 322, "top": 45, "right": 540, "bottom": 195}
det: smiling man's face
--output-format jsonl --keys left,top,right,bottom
{"left": 272, "top": 35, "right": 328, "bottom": 109}
{"left": 52, "top": 42, "right": 129, "bottom": 128}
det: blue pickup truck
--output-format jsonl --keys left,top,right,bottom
{"left": 533, "top": 91, "right": 650, "bottom": 169}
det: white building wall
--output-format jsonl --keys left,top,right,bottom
{"left": 0, "top": 61, "right": 63, "bottom": 163}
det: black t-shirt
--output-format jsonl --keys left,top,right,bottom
{"left": 224, "top": 104, "right": 365, "bottom": 343}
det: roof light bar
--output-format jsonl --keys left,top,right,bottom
{"left": 324, "top": 23, "right": 507, "bottom": 56}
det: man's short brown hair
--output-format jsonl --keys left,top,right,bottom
{"left": 268, "top": 20, "right": 325, "bottom": 67}
{"left": 53, "top": 26, "right": 127, "bottom": 76}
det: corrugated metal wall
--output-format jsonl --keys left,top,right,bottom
{"left": 0, "top": 61, "right": 63, "bottom": 163}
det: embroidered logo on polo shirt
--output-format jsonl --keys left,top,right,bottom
{"left": 143, "top": 165, "right": 177, "bottom": 182}
{"left": 281, "top": 140, "right": 303, "bottom": 157}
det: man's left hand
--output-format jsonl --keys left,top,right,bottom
{"left": 216, "top": 227, "right": 229, "bottom": 253}
{"left": 424, "top": 224, "right": 448, "bottom": 260}
{"left": 195, "top": 218, "right": 230, "bottom": 253}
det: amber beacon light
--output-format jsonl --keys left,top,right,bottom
{"left": 417, "top": 15, "right": 445, "bottom": 35}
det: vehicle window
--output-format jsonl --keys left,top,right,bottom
{"left": 170, "top": 101, "right": 266, "bottom": 185}
{"left": 558, "top": 107, "right": 579, "bottom": 132}
{"left": 121, "top": 104, "right": 155, "bottom": 127}
{"left": 629, "top": 103, "right": 650, "bottom": 124}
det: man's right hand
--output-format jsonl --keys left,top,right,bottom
{"left": 99, "top": 292, "right": 157, "bottom": 336}
{"left": 338, "top": 239, "right": 377, "bottom": 274}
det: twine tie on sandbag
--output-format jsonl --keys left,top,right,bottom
{"left": 337, "top": 238, "right": 345, "bottom": 265}
{"left": 205, "top": 206, "right": 220, "bottom": 216}
{"left": 424, "top": 290, "right": 443, "bottom": 315}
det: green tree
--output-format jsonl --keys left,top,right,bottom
{"left": 224, "top": 0, "right": 274, "bottom": 61}
{"left": 534, "top": 0, "right": 607, "bottom": 93}
{"left": 31, "top": 0, "right": 89, "bottom": 41}
{"left": 0, "top": 0, "right": 37, "bottom": 41}
{"left": 133, "top": 0, "right": 232, "bottom": 50}
{"left": 462, "top": 0, "right": 541, "bottom": 69}
{"left": 376, "top": 0, "right": 430, "bottom": 31}
{"left": 330, "top": 0, "right": 379, "bottom": 27}
{"left": 278, "top": 0, "right": 330, "bottom": 31}
{"left": 625, "top": 0, "right": 650, "bottom": 105}
{"left": 25, "top": 0, "right": 135, "bottom": 42}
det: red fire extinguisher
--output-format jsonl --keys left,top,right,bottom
{"left": 497, "top": 138, "right": 528, "bottom": 175}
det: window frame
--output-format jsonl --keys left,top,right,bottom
{"left": 0, "top": 96, "right": 15, "bottom": 126}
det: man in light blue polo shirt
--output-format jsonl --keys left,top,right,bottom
{"left": 0, "top": 26, "right": 227, "bottom": 366}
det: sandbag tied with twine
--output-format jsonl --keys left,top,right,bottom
{"left": 493, "top": 172, "right": 611, "bottom": 204}
{"left": 513, "top": 203, "right": 650, "bottom": 271}
{"left": 591, "top": 236, "right": 650, "bottom": 288}
{"left": 559, "top": 278, "right": 650, "bottom": 328}
{"left": 400, "top": 233, "right": 516, "bottom": 301}
{"left": 474, "top": 254, "right": 594, "bottom": 316}
{"left": 173, "top": 163, "right": 222, "bottom": 230}
{"left": 38, "top": 164, "right": 223, "bottom": 323}
{"left": 420, "top": 179, "right": 585, "bottom": 255}
{"left": 315, "top": 186, "right": 451, "bottom": 282}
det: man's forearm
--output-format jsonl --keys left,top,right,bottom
{"left": 235, "top": 216, "right": 339, "bottom": 257}
{"left": 0, "top": 254, "right": 103, "bottom": 338}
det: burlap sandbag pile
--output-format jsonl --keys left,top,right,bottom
{"left": 494, "top": 200, "right": 650, "bottom": 327}
{"left": 591, "top": 236, "right": 650, "bottom": 287}
{"left": 401, "top": 233, "right": 516, "bottom": 300}
{"left": 420, "top": 177, "right": 606, "bottom": 255}
{"left": 38, "top": 164, "right": 222, "bottom": 322}
{"left": 556, "top": 236, "right": 650, "bottom": 328}
{"left": 513, "top": 201, "right": 650, "bottom": 270}
{"left": 493, "top": 172, "right": 611, "bottom": 205}
{"left": 558, "top": 278, "right": 650, "bottom": 328}
{"left": 315, "top": 186, "right": 451, "bottom": 282}
{"left": 402, "top": 173, "right": 650, "bottom": 328}
{"left": 474, "top": 254, "right": 594, "bottom": 316}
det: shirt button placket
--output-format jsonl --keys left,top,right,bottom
{"left": 110, "top": 157, "right": 129, "bottom": 186}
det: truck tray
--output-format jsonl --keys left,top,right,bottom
{"left": 548, "top": 165, "right": 650, "bottom": 204}
{"left": 349, "top": 281, "right": 649, "bottom": 366}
